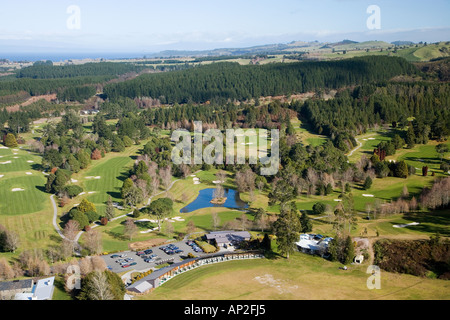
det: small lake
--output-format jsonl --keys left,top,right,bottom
{"left": 180, "top": 188, "right": 249, "bottom": 213}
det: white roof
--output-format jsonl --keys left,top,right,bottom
{"left": 129, "top": 280, "right": 153, "bottom": 293}
{"left": 14, "top": 293, "right": 36, "bottom": 300}
{"left": 34, "top": 277, "right": 55, "bottom": 300}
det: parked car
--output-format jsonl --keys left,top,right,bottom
{"left": 144, "top": 249, "right": 153, "bottom": 254}
{"left": 136, "top": 251, "right": 145, "bottom": 256}
{"left": 111, "top": 255, "right": 120, "bottom": 258}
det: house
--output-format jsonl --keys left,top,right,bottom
{"left": 205, "top": 230, "right": 251, "bottom": 248}
{"left": 0, "top": 279, "right": 33, "bottom": 300}
{"left": 295, "top": 234, "right": 333, "bottom": 256}
{"left": 0, "top": 277, "right": 55, "bottom": 301}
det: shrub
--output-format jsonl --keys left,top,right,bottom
{"left": 312, "top": 202, "right": 326, "bottom": 215}
{"left": 63, "top": 185, "right": 83, "bottom": 198}
{"left": 363, "top": 176, "right": 373, "bottom": 190}
{"left": 100, "top": 217, "right": 108, "bottom": 226}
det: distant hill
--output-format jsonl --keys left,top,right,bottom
{"left": 392, "top": 41, "right": 415, "bottom": 46}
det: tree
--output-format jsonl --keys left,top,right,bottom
{"left": 91, "top": 148, "right": 102, "bottom": 160}
{"left": 105, "top": 196, "right": 115, "bottom": 221}
{"left": 84, "top": 229, "right": 102, "bottom": 255}
{"left": 123, "top": 218, "right": 138, "bottom": 240}
{"left": 121, "top": 178, "right": 134, "bottom": 199}
{"left": 401, "top": 185, "right": 409, "bottom": 199}
{"left": 124, "top": 186, "right": 144, "bottom": 208}
{"left": 78, "top": 270, "right": 125, "bottom": 300}
{"left": 300, "top": 211, "right": 313, "bottom": 233}
{"left": 254, "top": 208, "right": 268, "bottom": 232}
{"left": 406, "top": 125, "right": 416, "bottom": 149}
{"left": 78, "top": 198, "right": 97, "bottom": 214}
{"left": 273, "top": 203, "right": 301, "bottom": 259}
{"left": 395, "top": 161, "right": 409, "bottom": 179}
{"left": 343, "top": 236, "right": 355, "bottom": 264}
{"left": 147, "top": 198, "right": 173, "bottom": 231}
{"left": 363, "top": 176, "right": 373, "bottom": 190}
{"left": 4, "top": 133, "right": 18, "bottom": 148}
{"left": 211, "top": 212, "right": 220, "bottom": 231}
{"left": 436, "top": 144, "right": 449, "bottom": 162}
{"left": 68, "top": 210, "right": 89, "bottom": 230}
{"left": 312, "top": 202, "right": 326, "bottom": 215}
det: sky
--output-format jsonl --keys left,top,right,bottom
{"left": 0, "top": 0, "right": 449, "bottom": 59}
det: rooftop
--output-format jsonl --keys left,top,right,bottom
{"left": 0, "top": 279, "right": 33, "bottom": 292}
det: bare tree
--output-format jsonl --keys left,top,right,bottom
{"left": 160, "top": 166, "right": 173, "bottom": 191}
{"left": 84, "top": 229, "right": 103, "bottom": 255}
{"left": 0, "top": 258, "right": 15, "bottom": 280}
{"left": 63, "top": 220, "right": 80, "bottom": 241}
{"left": 79, "top": 257, "right": 93, "bottom": 276}
{"left": 3, "top": 230, "right": 20, "bottom": 253}
{"left": 124, "top": 218, "right": 138, "bottom": 241}
{"left": 85, "top": 271, "right": 114, "bottom": 300}
{"left": 211, "top": 212, "right": 220, "bottom": 231}
{"left": 91, "top": 256, "right": 107, "bottom": 272}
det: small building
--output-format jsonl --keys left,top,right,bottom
{"left": 32, "top": 277, "right": 55, "bottom": 300}
{"left": 354, "top": 255, "right": 364, "bottom": 264}
{"left": 0, "top": 277, "right": 55, "bottom": 301}
{"left": 295, "top": 234, "right": 333, "bottom": 256}
{"left": 205, "top": 230, "right": 251, "bottom": 248}
{"left": 0, "top": 279, "right": 33, "bottom": 300}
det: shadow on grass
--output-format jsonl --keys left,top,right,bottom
{"left": 402, "top": 210, "right": 450, "bottom": 236}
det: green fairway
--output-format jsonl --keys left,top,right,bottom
{"left": 82, "top": 156, "right": 133, "bottom": 215}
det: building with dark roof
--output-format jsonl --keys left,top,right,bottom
{"left": 0, "top": 279, "right": 33, "bottom": 300}
{"left": 205, "top": 230, "right": 251, "bottom": 247}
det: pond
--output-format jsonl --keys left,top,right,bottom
{"left": 180, "top": 188, "right": 249, "bottom": 213}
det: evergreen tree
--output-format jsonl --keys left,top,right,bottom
{"left": 4, "top": 133, "right": 18, "bottom": 148}
{"left": 273, "top": 202, "right": 301, "bottom": 259}
{"left": 363, "top": 176, "right": 373, "bottom": 190}
{"left": 300, "top": 211, "right": 313, "bottom": 233}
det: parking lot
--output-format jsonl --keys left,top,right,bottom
{"left": 102, "top": 240, "right": 209, "bottom": 273}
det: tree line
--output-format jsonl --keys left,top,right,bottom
{"left": 103, "top": 56, "right": 418, "bottom": 104}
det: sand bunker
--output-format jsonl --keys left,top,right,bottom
{"left": 25, "top": 172, "right": 32, "bottom": 175}
{"left": 334, "top": 199, "right": 342, "bottom": 202}
{"left": 393, "top": 222, "right": 420, "bottom": 228}
{"left": 27, "top": 160, "right": 34, "bottom": 163}
{"left": 0, "top": 161, "right": 12, "bottom": 164}
{"left": 12, "top": 188, "right": 25, "bottom": 192}
{"left": 212, "top": 180, "right": 225, "bottom": 184}
{"left": 71, "top": 178, "right": 78, "bottom": 183}
{"left": 0, "top": 175, "right": 4, "bottom": 178}
{"left": 86, "top": 176, "right": 101, "bottom": 179}
{"left": 362, "top": 194, "right": 374, "bottom": 197}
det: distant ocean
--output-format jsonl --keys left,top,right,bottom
{"left": 0, "top": 52, "right": 147, "bottom": 62}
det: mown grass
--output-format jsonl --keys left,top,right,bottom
{"left": 138, "top": 251, "right": 450, "bottom": 300}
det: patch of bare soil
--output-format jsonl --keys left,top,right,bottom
{"left": 128, "top": 238, "right": 168, "bottom": 251}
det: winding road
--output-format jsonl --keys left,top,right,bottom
{"left": 50, "top": 176, "right": 186, "bottom": 246}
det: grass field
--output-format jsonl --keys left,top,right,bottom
{"left": 138, "top": 252, "right": 450, "bottom": 300}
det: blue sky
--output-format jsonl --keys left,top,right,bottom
{"left": 0, "top": 0, "right": 449, "bottom": 55}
